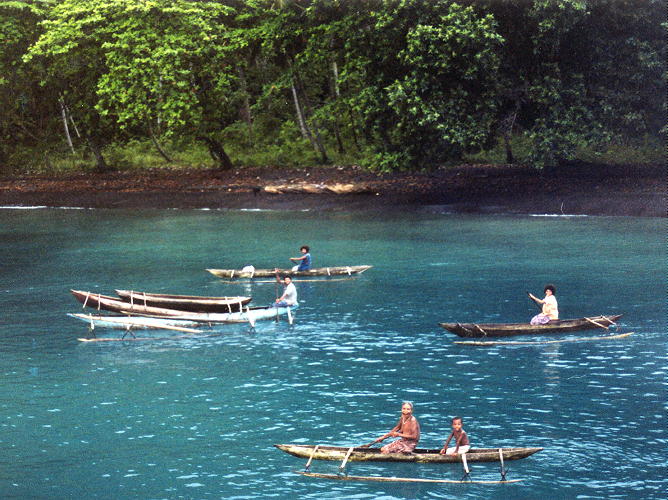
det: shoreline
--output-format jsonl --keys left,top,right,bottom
{"left": 0, "top": 163, "right": 662, "bottom": 216}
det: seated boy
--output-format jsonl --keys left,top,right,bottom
{"left": 440, "top": 416, "right": 470, "bottom": 455}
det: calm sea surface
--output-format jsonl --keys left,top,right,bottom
{"left": 0, "top": 208, "right": 664, "bottom": 499}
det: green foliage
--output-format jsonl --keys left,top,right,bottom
{"left": 26, "top": 0, "right": 236, "bottom": 138}
{"left": 464, "top": 134, "right": 535, "bottom": 165}
{"left": 466, "top": 134, "right": 664, "bottom": 167}
{"left": 574, "top": 136, "right": 665, "bottom": 165}
{"left": 0, "top": 0, "right": 52, "bottom": 162}
{"left": 0, "top": 0, "right": 663, "bottom": 173}
{"left": 337, "top": 0, "right": 505, "bottom": 169}
{"left": 222, "top": 120, "right": 319, "bottom": 167}
{"left": 360, "top": 150, "right": 412, "bottom": 173}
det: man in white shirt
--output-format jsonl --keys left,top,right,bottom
{"left": 528, "top": 284, "right": 558, "bottom": 324}
{"left": 274, "top": 272, "right": 298, "bottom": 307}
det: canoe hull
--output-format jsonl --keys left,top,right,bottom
{"left": 114, "top": 289, "right": 251, "bottom": 313}
{"left": 71, "top": 290, "right": 208, "bottom": 317}
{"left": 207, "top": 265, "right": 372, "bottom": 279}
{"left": 147, "top": 305, "right": 297, "bottom": 324}
{"left": 274, "top": 444, "right": 542, "bottom": 463}
{"left": 439, "top": 314, "right": 623, "bottom": 338}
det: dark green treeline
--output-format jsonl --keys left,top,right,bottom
{"left": 0, "top": 0, "right": 664, "bottom": 173}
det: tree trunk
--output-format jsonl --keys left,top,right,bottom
{"left": 347, "top": 105, "right": 361, "bottom": 152}
{"left": 294, "top": 72, "right": 329, "bottom": 163}
{"left": 197, "top": 136, "right": 233, "bottom": 170}
{"left": 69, "top": 114, "right": 81, "bottom": 138}
{"left": 331, "top": 61, "right": 341, "bottom": 98}
{"left": 500, "top": 90, "right": 524, "bottom": 164}
{"left": 330, "top": 61, "right": 345, "bottom": 154}
{"left": 504, "top": 133, "right": 514, "bottom": 164}
{"left": 59, "top": 98, "right": 75, "bottom": 154}
{"left": 87, "top": 136, "right": 109, "bottom": 172}
{"left": 497, "top": 108, "right": 518, "bottom": 164}
{"left": 291, "top": 80, "right": 312, "bottom": 141}
{"left": 148, "top": 122, "right": 173, "bottom": 162}
{"left": 238, "top": 68, "right": 253, "bottom": 143}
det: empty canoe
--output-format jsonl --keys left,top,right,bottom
{"left": 115, "top": 289, "right": 251, "bottom": 313}
{"left": 71, "top": 290, "right": 209, "bottom": 317}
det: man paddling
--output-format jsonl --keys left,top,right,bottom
{"left": 290, "top": 245, "right": 311, "bottom": 272}
{"left": 274, "top": 270, "right": 298, "bottom": 307}
{"left": 371, "top": 402, "right": 420, "bottom": 454}
{"left": 528, "top": 284, "right": 559, "bottom": 325}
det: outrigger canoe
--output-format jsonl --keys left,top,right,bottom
{"left": 69, "top": 305, "right": 297, "bottom": 327}
{"left": 114, "top": 289, "right": 251, "bottom": 313}
{"left": 439, "top": 314, "right": 623, "bottom": 338}
{"left": 206, "top": 265, "right": 372, "bottom": 279}
{"left": 274, "top": 444, "right": 543, "bottom": 463}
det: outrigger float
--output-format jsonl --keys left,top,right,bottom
{"left": 275, "top": 443, "right": 542, "bottom": 484}
{"left": 68, "top": 313, "right": 202, "bottom": 332}
{"left": 69, "top": 305, "right": 297, "bottom": 341}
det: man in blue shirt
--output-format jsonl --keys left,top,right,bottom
{"left": 290, "top": 245, "right": 311, "bottom": 271}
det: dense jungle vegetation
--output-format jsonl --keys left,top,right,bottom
{"left": 0, "top": 0, "right": 664, "bottom": 174}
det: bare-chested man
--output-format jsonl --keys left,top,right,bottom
{"left": 372, "top": 402, "right": 420, "bottom": 454}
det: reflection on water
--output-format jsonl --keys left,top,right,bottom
{"left": 0, "top": 209, "right": 664, "bottom": 499}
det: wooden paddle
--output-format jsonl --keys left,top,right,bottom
{"left": 358, "top": 440, "right": 379, "bottom": 449}
{"left": 584, "top": 316, "right": 609, "bottom": 329}
{"left": 274, "top": 269, "right": 280, "bottom": 321}
{"left": 526, "top": 291, "right": 542, "bottom": 311}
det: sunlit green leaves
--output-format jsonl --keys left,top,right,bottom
{"left": 2, "top": 0, "right": 664, "bottom": 171}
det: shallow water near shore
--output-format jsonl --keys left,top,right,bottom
{"left": 0, "top": 208, "right": 664, "bottom": 499}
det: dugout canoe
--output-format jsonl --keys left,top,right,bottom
{"left": 71, "top": 290, "right": 210, "bottom": 317}
{"left": 114, "top": 289, "right": 251, "bottom": 313}
{"left": 439, "top": 314, "right": 623, "bottom": 338}
{"left": 274, "top": 444, "right": 542, "bottom": 463}
{"left": 206, "top": 265, "right": 372, "bottom": 279}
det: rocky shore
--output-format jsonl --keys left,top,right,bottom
{"left": 0, "top": 163, "right": 662, "bottom": 216}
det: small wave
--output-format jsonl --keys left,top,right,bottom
{"left": 235, "top": 208, "right": 311, "bottom": 212}
{"left": 0, "top": 205, "right": 92, "bottom": 210}
{"left": 529, "top": 213, "right": 589, "bottom": 217}
{"left": 0, "top": 205, "right": 48, "bottom": 210}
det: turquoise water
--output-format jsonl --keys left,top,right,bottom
{"left": 0, "top": 208, "right": 664, "bottom": 499}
